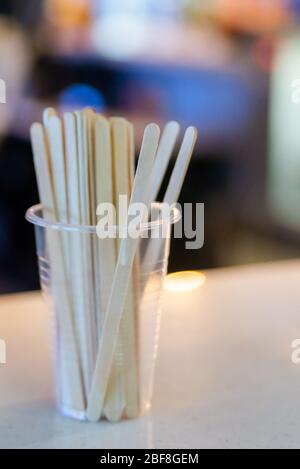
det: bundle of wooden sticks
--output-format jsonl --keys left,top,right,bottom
{"left": 30, "top": 108, "right": 197, "bottom": 422}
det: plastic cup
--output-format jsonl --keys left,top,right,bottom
{"left": 26, "top": 204, "right": 179, "bottom": 422}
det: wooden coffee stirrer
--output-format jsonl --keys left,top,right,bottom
{"left": 47, "top": 114, "right": 89, "bottom": 411}
{"left": 43, "top": 108, "right": 74, "bottom": 408}
{"left": 93, "top": 115, "right": 122, "bottom": 422}
{"left": 147, "top": 121, "right": 180, "bottom": 205}
{"left": 46, "top": 114, "right": 83, "bottom": 407}
{"left": 94, "top": 115, "right": 115, "bottom": 336}
{"left": 43, "top": 107, "right": 56, "bottom": 128}
{"left": 163, "top": 127, "right": 198, "bottom": 204}
{"left": 111, "top": 118, "right": 140, "bottom": 420}
{"left": 101, "top": 118, "right": 137, "bottom": 421}
{"left": 123, "top": 119, "right": 141, "bottom": 419}
{"left": 89, "top": 114, "right": 106, "bottom": 344}
{"left": 30, "top": 122, "right": 85, "bottom": 412}
{"left": 83, "top": 108, "right": 98, "bottom": 367}
{"left": 140, "top": 121, "right": 180, "bottom": 289}
{"left": 87, "top": 123, "right": 160, "bottom": 422}
{"left": 64, "top": 111, "right": 95, "bottom": 405}
{"left": 95, "top": 117, "right": 123, "bottom": 422}
{"left": 71, "top": 110, "right": 97, "bottom": 396}
{"left": 142, "top": 126, "right": 198, "bottom": 276}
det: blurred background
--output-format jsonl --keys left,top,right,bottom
{"left": 1, "top": 0, "right": 300, "bottom": 294}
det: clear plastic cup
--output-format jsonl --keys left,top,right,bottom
{"left": 26, "top": 204, "right": 179, "bottom": 422}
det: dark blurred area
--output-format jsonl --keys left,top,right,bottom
{"left": 1, "top": 0, "right": 300, "bottom": 294}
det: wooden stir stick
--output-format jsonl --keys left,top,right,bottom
{"left": 147, "top": 121, "right": 180, "bottom": 205}
{"left": 103, "top": 117, "right": 139, "bottom": 421}
{"left": 94, "top": 115, "right": 115, "bottom": 338}
{"left": 30, "top": 122, "right": 85, "bottom": 412}
{"left": 63, "top": 111, "right": 88, "bottom": 402}
{"left": 87, "top": 123, "right": 160, "bottom": 422}
{"left": 94, "top": 116, "right": 123, "bottom": 421}
{"left": 142, "top": 127, "right": 198, "bottom": 274}
{"left": 73, "top": 110, "right": 97, "bottom": 396}
{"left": 118, "top": 119, "right": 140, "bottom": 420}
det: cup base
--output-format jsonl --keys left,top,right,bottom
{"left": 59, "top": 405, "right": 87, "bottom": 422}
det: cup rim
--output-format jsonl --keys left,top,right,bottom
{"left": 25, "top": 203, "right": 181, "bottom": 234}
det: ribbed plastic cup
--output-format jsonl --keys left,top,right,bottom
{"left": 26, "top": 204, "right": 179, "bottom": 422}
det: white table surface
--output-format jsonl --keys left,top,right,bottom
{"left": 1, "top": 260, "right": 300, "bottom": 449}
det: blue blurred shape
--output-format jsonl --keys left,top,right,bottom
{"left": 59, "top": 83, "right": 106, "bottom": 112}
{"left": 289, "top": 0, "right": 300, "bottom": 14}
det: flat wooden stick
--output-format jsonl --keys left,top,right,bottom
{"left": 163, "top": 127, "right": 198, "bottom": 205}
{"left": 30, "top": 122, "right": 85, "bottom": 412}
{"left": 73, "top": 110, "right": 97, "bottom": 396}
{"left": 47, "top": 115, "right": 86, "bottom": 410}
{"left": 141, "top": 121, "right": 180, "bottom": 289}
{"left": 63, "top": 111, "right": 89, "bottom": 407}
{"left": 43, "top": 107, "right": 57, "bottom": 128}
{"left": 93, "top": 116, "right": 121, "bottom": 421}
{"left": 47, "top": 116, "right": 69, "bottom": 222}
{"left": 87, "top": 123, "right": 160, "bottom": 422}
{"left": 44, "top": 113, "right": 70, "bottom": 274}
{"left": 31, "top": 124, "right": 54, "bottom": 216}
{"left": 142, "top": 127, "right": 198, "bottom": 274}
{"left": 103, "top": 117, "right": 131, "bottom": 422}
{"left": 84, "top": 108, "right": 97, "bottom": 225}
{"left": 147, "top": 121, "right": 180, "bottom": 205}
{"left": 94, "top": 116, "right": 115, "bottom": 336}
{"left": 121, "top": 120, "right": 140, "bottom": 419}
{"left": 84, "top": 109, "right": 102, "bottom": 353}
{"left": 64, "top": 112, "right": 81, "bottom": 224}
{"left": 43, "top": 109, "right": 74, "bottom": 409}
{"left": 83, "top": 108, "right": 98, "bottom": 366}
